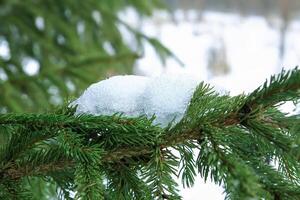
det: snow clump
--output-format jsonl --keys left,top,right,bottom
{"left": 72, "top": 75, "right": 199, "bottom": 127}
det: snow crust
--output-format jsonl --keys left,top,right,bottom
{"left": 72, "top": 75, "right": 199, "bottom": 127}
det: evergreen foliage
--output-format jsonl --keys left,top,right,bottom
{"left": 0, "top": 0, "right": 173, "bottom": 113}
{"left": 0, "top": 67, "right": 299, "bottom": 199}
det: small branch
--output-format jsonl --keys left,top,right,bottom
{"left": 2, "top": 160, "right": 74, "bottom": 180}
{"left": 246, "top": 68, "right": 300, "bottom": 109}
{"left": 248, "top": 82, "right": 300, "bottom": 109}
{"left": 102, "top": 129, "right": 201, "bottom": 162}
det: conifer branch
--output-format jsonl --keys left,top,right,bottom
{"left": 0, "top": 68, "right": 299, "bottom": 199}
{"left": 245, "top": 67, "right": 300, "bottom": 110}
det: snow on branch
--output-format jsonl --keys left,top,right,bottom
{"left": 0, "top": 68, "right": 299, "bottom": 199}
{"left": 72, "top": 74, "right": 200, "bottom": 127}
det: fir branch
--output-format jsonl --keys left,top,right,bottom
{"left": 0, "top": 109, "right": 296, "bottom": 181}
{"left": 176, "top": 143, "right": 197, "bottom": 188}
{"left": 143, "top": 147, "right": 181, "bottom": 200}
{"left": 250, "top": 160, "right": 300, "bottom": 200}
{"left": 75, "top": 164, "right": 104, "bottom": 200}
{"left": 197, "top": 126, "right": 265, "bottom": 199}
{"left": 105, "top": 164, "right": 152, "bottom": 200}
{"left": 0, "top": 68, "right": 299, "bottom": 199}
{"left": 245, "top": 67, "right": 300, "bottom": 110}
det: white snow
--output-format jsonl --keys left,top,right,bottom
{"left": 72, "top": 75, "right": 149, "bottom": 118}
{"left": 0, "top": 38, "right": 10, "bottom": 60}
{"left": 142, "top": 74, "right": 199, "bottom": 126}
{"left": 21, "top": 57, "right": 40, "bottom": 76}
{"left": 72, "top": 74, "right": 199, "bottom": 127}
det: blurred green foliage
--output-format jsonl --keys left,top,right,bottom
{"left": 0, "top": 0, "right": 173, "bottom": 113}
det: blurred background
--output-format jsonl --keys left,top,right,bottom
{"left": 0, "top": 0, "right": 299, "bottom": 199}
